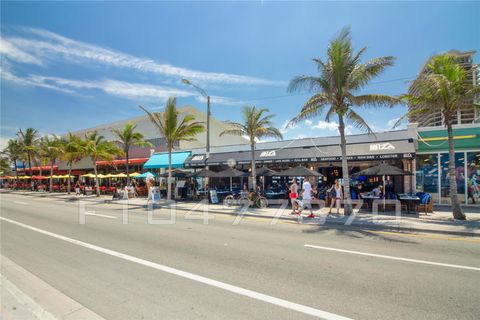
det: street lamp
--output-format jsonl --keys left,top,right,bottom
{"left": 182, "top": 79, "right": 211, "bottom": 161}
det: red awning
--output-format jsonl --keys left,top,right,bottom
{"left": 96, "top": 158, "right": 149, "bottom": 166}
{"left": 18, "top": 165, "right": 58, "bottom": 172}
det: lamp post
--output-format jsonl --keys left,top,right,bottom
{"left": 182, "top": 79, "right": 211, "bottom": 161}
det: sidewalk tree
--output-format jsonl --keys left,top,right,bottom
{"left": 140, "top": 97, "right": 204, "bottom": 201}
{"left": 62, "top": 133, "right": 86, "bottom": 194}
{"left": 40, "top": 134, "right": 64, "bottom": 192}
{"left": 84, "top": 131, "right": 124, "bottom": 197}
{"left": 112, "top": 122, "right": 152, "bottom": 185}
{"left": 397, "top": 54, "right": 480, "bottom": 220}
{"left": 287, "top": 27, "right": 398, "bottom": 214}
{"left": 220, "top": 106, "right": 282, "bottom": 192}
{"left": 17, "top": 128, "right": 39, "bottom": 176}
{"left": 2, "top": 139, "right": 23, "bottom": 185}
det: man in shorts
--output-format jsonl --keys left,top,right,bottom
{"left": 299, "top": 177, "right": 314, "bottom": 218}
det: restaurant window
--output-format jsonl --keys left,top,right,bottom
{"left": 416, "top": 154, "right": 439, "bottom": 203}
{"left": 440, "top": 153, "right": 465, "bottom": 204}
{"left": 467, "top": 152, "right": 480, "bottom": 205}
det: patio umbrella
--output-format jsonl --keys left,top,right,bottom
{"left": 277, "top": 166, "right": 322, "bottom": 177}
{"left": 352, "top": 163, "right": 410, "bottom": 177}
{"left": 134, "top": 171, "right": 157, "bottom": 179}
{"left": 352, "top": 163, "right": 411, "bottom": 209}
{"left": 254, "top": 167, "right": 279, "bottom": 177}
{"left": 214, "top": 168, "right": 248, "bottom": 191}
{"left": 187, "top": 169, "right": 216, "bottom": 178}
{"left": 159, "top": 169, "right": 188, "bottom": 178}
{"left": 129, "top": 172, "right": 140, "bottom": 177}
{"left": 81, "top": 173, "right": 96, "bottom": 178}
{"left": 32, "top": 175, "right": 48, "bottom": 180}
{"left": 109, "top": 173, "right": 128, "bottom": 178}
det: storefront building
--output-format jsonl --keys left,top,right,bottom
{"left": 415, "top": 123, "right": 480, "bottom": 206}
{"left": 185, "top": 128, "right": 417, "bottom": 193}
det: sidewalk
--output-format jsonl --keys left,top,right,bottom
{"left": 1, "top": 256, "right": 105, "bottom": 320}
{"left": 3, "top": 190, "right": 479, "bottom": 236}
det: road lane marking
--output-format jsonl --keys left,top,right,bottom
{"left": 363, "top": 230, "right": 480, "bottom": 244}
{"left": 0, "top": 217, "right": 352, "bottom": 320}
{"left": 85, "top": 212, "right": 117, "bottom": 219}
{"left": 304, "top": 244, "right": 480, "bottom": 271}
{"left": 13, "top": 201, "right": 29, "bottom": 205}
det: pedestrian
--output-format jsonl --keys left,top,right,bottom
{"left": 289, "top": 179, "right": 298, "bottom": 214}
{"left": 75, "top": 180, "right": 81, "bottom": 196}
{"left": 298, "top": 177, "right": 314, "bottom": 218}
{"left": 328, "top": 179, "right": 343, "bottom": 214}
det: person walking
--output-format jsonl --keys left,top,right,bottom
{"left": 328, "top": 179, "right": 343, "bottom": 214}
{"left": 299, "top": 177, "right": 314, "bottom": 218}
{"left": 75, "top": 180, "right": 81, "bottom": 196}
{"left": 289, "top": 179, "right": 298, "bottom": 214}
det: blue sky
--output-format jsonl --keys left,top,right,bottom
{"left": 1, "top": 1, "right": 479, "bottom": 147}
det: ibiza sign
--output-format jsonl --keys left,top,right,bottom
{"left": 259, "top": 150, "right": 276, "bottom": 157}
{"left": 369, "top": 143, "right": 395, "bottom": 151}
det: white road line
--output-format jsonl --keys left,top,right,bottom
{"left": 304, "top": 244, "right": 480, "bottom": 272}
{"left": 0, "top": 217, "right": 351, "bottom": 320}
{"left": 85, "top": 212, "right": 117, "bottom": 219}
{"left": 13, "top": 201, "right": 29, "bottom": 205}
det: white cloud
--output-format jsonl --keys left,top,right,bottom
{"left": 387, "top": 117, "right": 403, "bottom": 129}
{"left": 311, "top": 120, "right": 339, "bottom": 131}
{"left": 4, "top": 27, "right": 285, "bottom": 86}
{"left": 0, "top": 38, "right": 43, "bottom": 65}
{"left": 4, "top": 72, "right": 195, "bottom": 101}
{"left": 1, "top": 67, "right": 76, "bottom": 94}
{"left": 195, "top": 95, "right": 243, "bottom": 106}
{"left": 280, "top": 119, "right": 299, "bottom": 134}
{"left": 305, "top": 119, "right": 312, "bottom": 126}
{"left": 296, "top": 134, "right": 307, "bottom": 139}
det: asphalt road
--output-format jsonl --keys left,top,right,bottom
{"left": 1, "top": 192, "right": 479, "bottom": 320}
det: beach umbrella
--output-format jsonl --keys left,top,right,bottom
{"left": 277, "top": 166, "right": 322, "bottom": 177}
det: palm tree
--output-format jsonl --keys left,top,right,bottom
{"left": 220, "top": 106, "right": 283, "bottom": 192}
{"left": 140, "top": 97, "right": 204, "bottom": 201}
{"left": 112, "top": 122, "right": 152, "bottom": 184}
{"left": 2, "top": 139, "right": 22, "bottom": 185}
{"left": 17, "top": 128, "right": 39, "bottom": 176}
{"left": 62, "top": 133, "right": 86, "bottom": 194}
{"left": 397, "top": 54, "right": 480, "bottom": 220}
{"left": 84, "top": 131, "right": 124, "bottom": 197}
{"left": 287, "top": 27, "right": 398, "bottom": 214}
{"left": 40, "top": 134, "right": 63, "bottom": 192}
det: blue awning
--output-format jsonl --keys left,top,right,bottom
{"left": 143, "top": 151, "right": 191, "bottom": 169}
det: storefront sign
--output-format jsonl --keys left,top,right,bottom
{"left": 259, "top": 150, "right": 276, "bottom": 157}
{"left": 369, "top": 142, "right": 395, "bottom": 151}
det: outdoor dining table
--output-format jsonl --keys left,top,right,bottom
{"left": 397, "top": 194, "right": 421, "bottom": 214}
{"left": 360, "top": 193, "right": 381, "bottom": 211}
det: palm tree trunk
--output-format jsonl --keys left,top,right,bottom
{"left": 67, "top": 162, "right": 72, "bottom": 194}
{"left": 28, "top": 154, "right": 32, "bottom": 176}
{"left": 447, "top": 122, "right": 466, "bottom": 220}
{"left": 94, "top": 161, "right": 100, "bottom": 197}
{"left": 125, "top": 147, "right": 130, "bottom": 185}
{"left": 338, "top": 115, "right": 352, "bottom": 215}
{"left": 167, "top": 148, "right": 172, "bottom": 201}
{"left": 250, "top": 142, "right": 257, "bottom": 192}
{"left": 14, "top": 161, "right": 19, "bottom": 187}
{"left": 49, "top": 160, "right": 54, "bottom": 193}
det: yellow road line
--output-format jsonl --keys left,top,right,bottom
{"left": 364, "top": 230, "right": 480, "bottom": 243}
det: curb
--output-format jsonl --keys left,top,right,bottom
{"left": 1, "top": 256, "right": 106, "bottom": 320}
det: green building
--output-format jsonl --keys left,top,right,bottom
{"left": 415, "top": 123, "right": 480, "bottom": 205}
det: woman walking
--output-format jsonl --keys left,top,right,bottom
{"left": 328, "top": 180, "right": 343, "bottom": 214}
{"left": 289, "top": 179, "right": 299, "bottom": 214}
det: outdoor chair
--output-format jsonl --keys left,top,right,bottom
{"left": 415, "top": 193, "right": 432, "bottom": 214}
